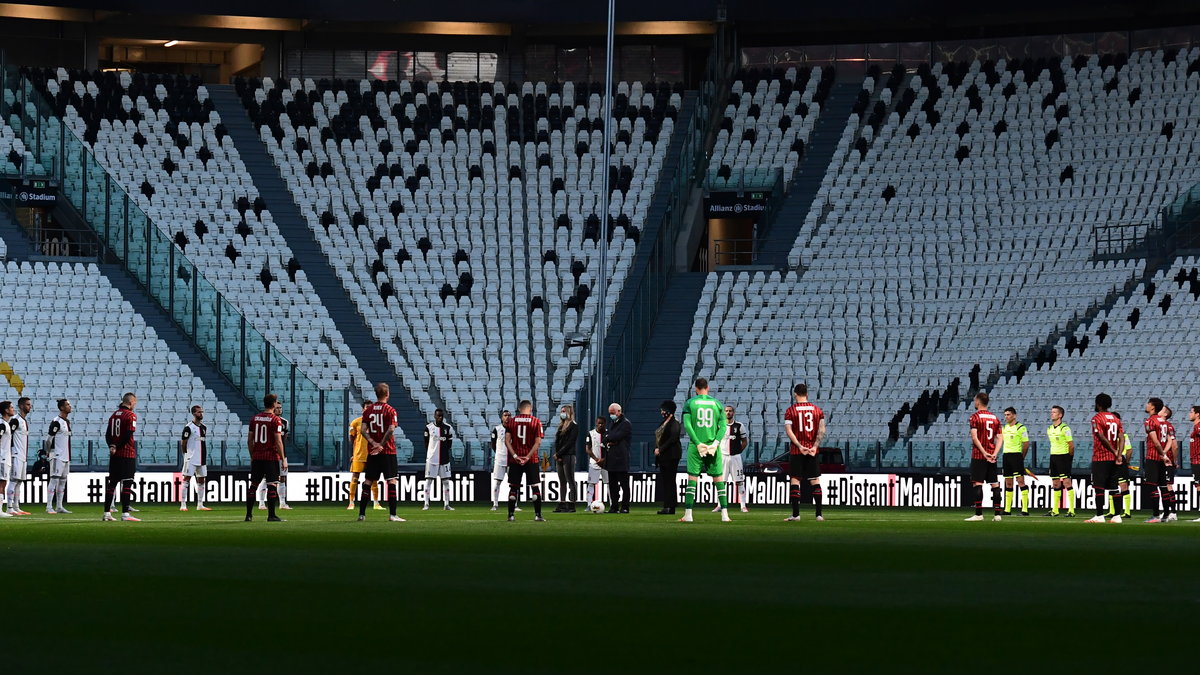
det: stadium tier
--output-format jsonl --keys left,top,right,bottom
{"left": 0, "top": 260, "right": 246, "bottom": 462}
{"left": 236, "top": 76, "right": 686, "bottom": 444}
{"left": 29, "top": 69, "right": 373, "bottom": 401}
{"left": 678, "top": 49, "right": 1200, "bottom": 455}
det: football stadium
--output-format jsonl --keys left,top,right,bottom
{"left": 2, "top": 0, "right": 1200, "bottom": 670}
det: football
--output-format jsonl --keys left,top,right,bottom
{"left": 589, "top": 501, "right": 605, "bottom": 513}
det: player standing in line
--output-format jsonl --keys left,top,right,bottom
{"left": 489, "top": 411, "right": 521, "bottom": 511}
{"left": 275, "top": 401, "right": 292, "bottom": 509}
{"left": 102, "top": 393, "right": 141, "bottom": 522}
{"left": 712, "top": 406, "right": 749, "bottom": 513}
{"left": 423, "top": 409, "right": 455, "bottom": 511}
{"left": 246, "top": 394, "right": 286, "bottom": 522}
{"left": 584, "top": 416, "right": 607, "bottom": 512}
{"left": 357, "top": 383, "right": 403, "bottom": 522}
{"left": 347, "top": 400, "right": 383, "bottom": 510}
{"left": 1085, "top": 394, "right": 1124, "bottom": 523}
{"left": 784, "top": 383, "right": 825, "bottom": 522}
{"left": 5, "top": 398, "right": 32, "bottom": 516}
{"left": 1000, "top": 407, "right": 1031, "bottom": 516}
{"left": 45, "top": 399, "right": 72, "bottom": 514}
{"left": 678, "top": 378, "right": 728, "bottom": 523}
{"left": 0, "top": 401, "right": 11, "bottom": 517}
{"left": 965, "top": 392, "right": 1003, "bottom": 522}
{"left": 1043, "top": 406, "right": 1075, "bottom": 517}
{"left": 1143, "top": 398, "right": 1174, "bottom": 523}
{"left": 1107, "top": 412, "right": 1133, "bottom": 519}
{"left": 503, "top": 400, "right": 546, "bottom": 522}
{"left": 1188, "top": 406, "right": 1200, "bottom": 522}
{"left": 1159, "top": 405, "right": 1179, "bottom": 522}
{"left": 179, "top": 405, "right": 212, "bottom": 511}
{"left": 258, "top": 401, "right": 292, "bottom": 509}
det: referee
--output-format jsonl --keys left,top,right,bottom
{"left": 1043, "top": 406, "right": 1075, "bottom": 517}
{"left": 1000, "top": 407, "right": 1030, "bottom": 516}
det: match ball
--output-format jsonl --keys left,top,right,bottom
{"left": 589, "top": 501, "right": 605, "bottom": 513}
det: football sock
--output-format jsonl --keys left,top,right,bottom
{"left": 358, "top": 483, "right": 370, "bottom": 517}
{"left": 1052, "top": 487, "right": 1062, "bottom": 514}
{"left": 492, "top": 479, "right": 502, "bottom": 505}
{"left": 1122, "top": 490, "right": 1131, "bottom": 515}
{"left": 57, "top": 478, "right": 67, "bottom": 510}
{"left": 256, "top": 481, "right": 266, "bottom": 506}
{"left": 791, "top": 484, "right": 802, "bottom": 517}
{"left": 278, "top": 482, "right": 288, "bottom": 507}
{"left": 423, "top": 478, "right": 435, "bottom": 507}
{"left": 1020, "top": 486, "right": 1029, "bottom": 512}
{"left": 196, "top": 481, "right": 205, "bottom": 508}
{"left": 1161, "top": 485, "right": 1175, "bottom": 513}
{"left": 1004, "top": 488, "right": 1013, "bottom": 512}
{"left": 532, "top": 486, "right": 543, "bottom": 517}
{"left": 103, "top": 478, "right": 116, "bottom": 513}
{"left": 387, "top": 481, "right": 397, "bottom": 517}
{"left": 1106, "top": 494, "right": 1115, "bottom": 516}
{"left": 441, "top": 477, "right": 452, "bottom": 506}
{"left": 371, "top": 482, "right": 380, "bottom": 505}
{"left": 179, "top": 477, "right": 189, "bottom": 508}
{"left": 267, "top": 484, "right": 278, "bottom": 518}
{"left": 348, "top": 478, "right": 359, "bottom": 506}
{"left": 1095, "top": 488, "right": 1106, "bottom": 516}
{"left": 973, "top": 484, "right": 983, "bottom": 516}
{"left": 813, "top": 485, "right": 823, "bottom": 517}
{"left": 507, "top": 488, "right": 517, "bottom": 517}
{"left": 1147, "top": 484, "right": 1161, "bottom": 516}
{"left": 1067, "top": 487, "right": 1075, "bottom": 512}
{"left": 715, "top": 481, "right": 728, "bottom": 510}
{"left": 738, "top": 482, "right": 748, "bottom": 506}
{"left": 245, "top": 481, "right": 255, "bottom": 518}
{"left": 684, "top": 482, "right": 697, "bottom": 509}
{"left": 120, "top": 480, "right": 132, "bottom": 513}
{"left": 7, "top": 481, "right": 18, "bottom": 511}
{"left": 991, "top": 487, "right": 1002, "bottom": 515}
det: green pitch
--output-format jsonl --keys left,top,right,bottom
{"left": 5, "top": 505, "right": 1199, "bottom": 673}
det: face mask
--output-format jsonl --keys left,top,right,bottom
{"left": 559, "top": 412, "right": 568, "bottom": 420}
{"left": 609, "top": 414, "right": 618, "bottom": 421}
{"left": 661, "top": 411, "right": 669, "bottom": 418}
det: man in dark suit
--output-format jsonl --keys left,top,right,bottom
{"left": 604, "top": 403, "right": 632, "bottom": 513}
{"left": 654, "top": 400, "right": 682, "bottom": 514}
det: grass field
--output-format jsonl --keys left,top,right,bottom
{"left": 4, "top": 503, "right": 1199, "bottom": 673}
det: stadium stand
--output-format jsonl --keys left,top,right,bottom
{"left": 678, "top": 49, "right": 1200, "bottom": 455}
{"left": 920, "top": 256, "right": 1200, "bottom": 471}
{"left": 0, "top": 260, "right": 246, "bottom": 462}
{"left": 706, "top": 66, "right": 831, "bottom": 188}
{"left": 236, "top": 76, "right": 686, "bottom": 444}
{"left": 25, "top": 68, "right": 375, "bottom": 406}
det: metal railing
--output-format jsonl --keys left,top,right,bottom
{"left": 3, "top": 63, "right": 349, "bottom": 468}
{"left": 1093, "top": 182, "right": 1200, "bottom": 260}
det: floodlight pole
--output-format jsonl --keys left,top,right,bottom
{"left": 594, "top": 0, "right": 615, "bottom": 421}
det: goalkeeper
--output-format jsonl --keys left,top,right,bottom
{"left": 679, "top": 377, "right": 729, "bottom": 522}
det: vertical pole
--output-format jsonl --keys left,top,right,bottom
{"left": 594, "top": 0, "right": 615, "bottom": 419}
